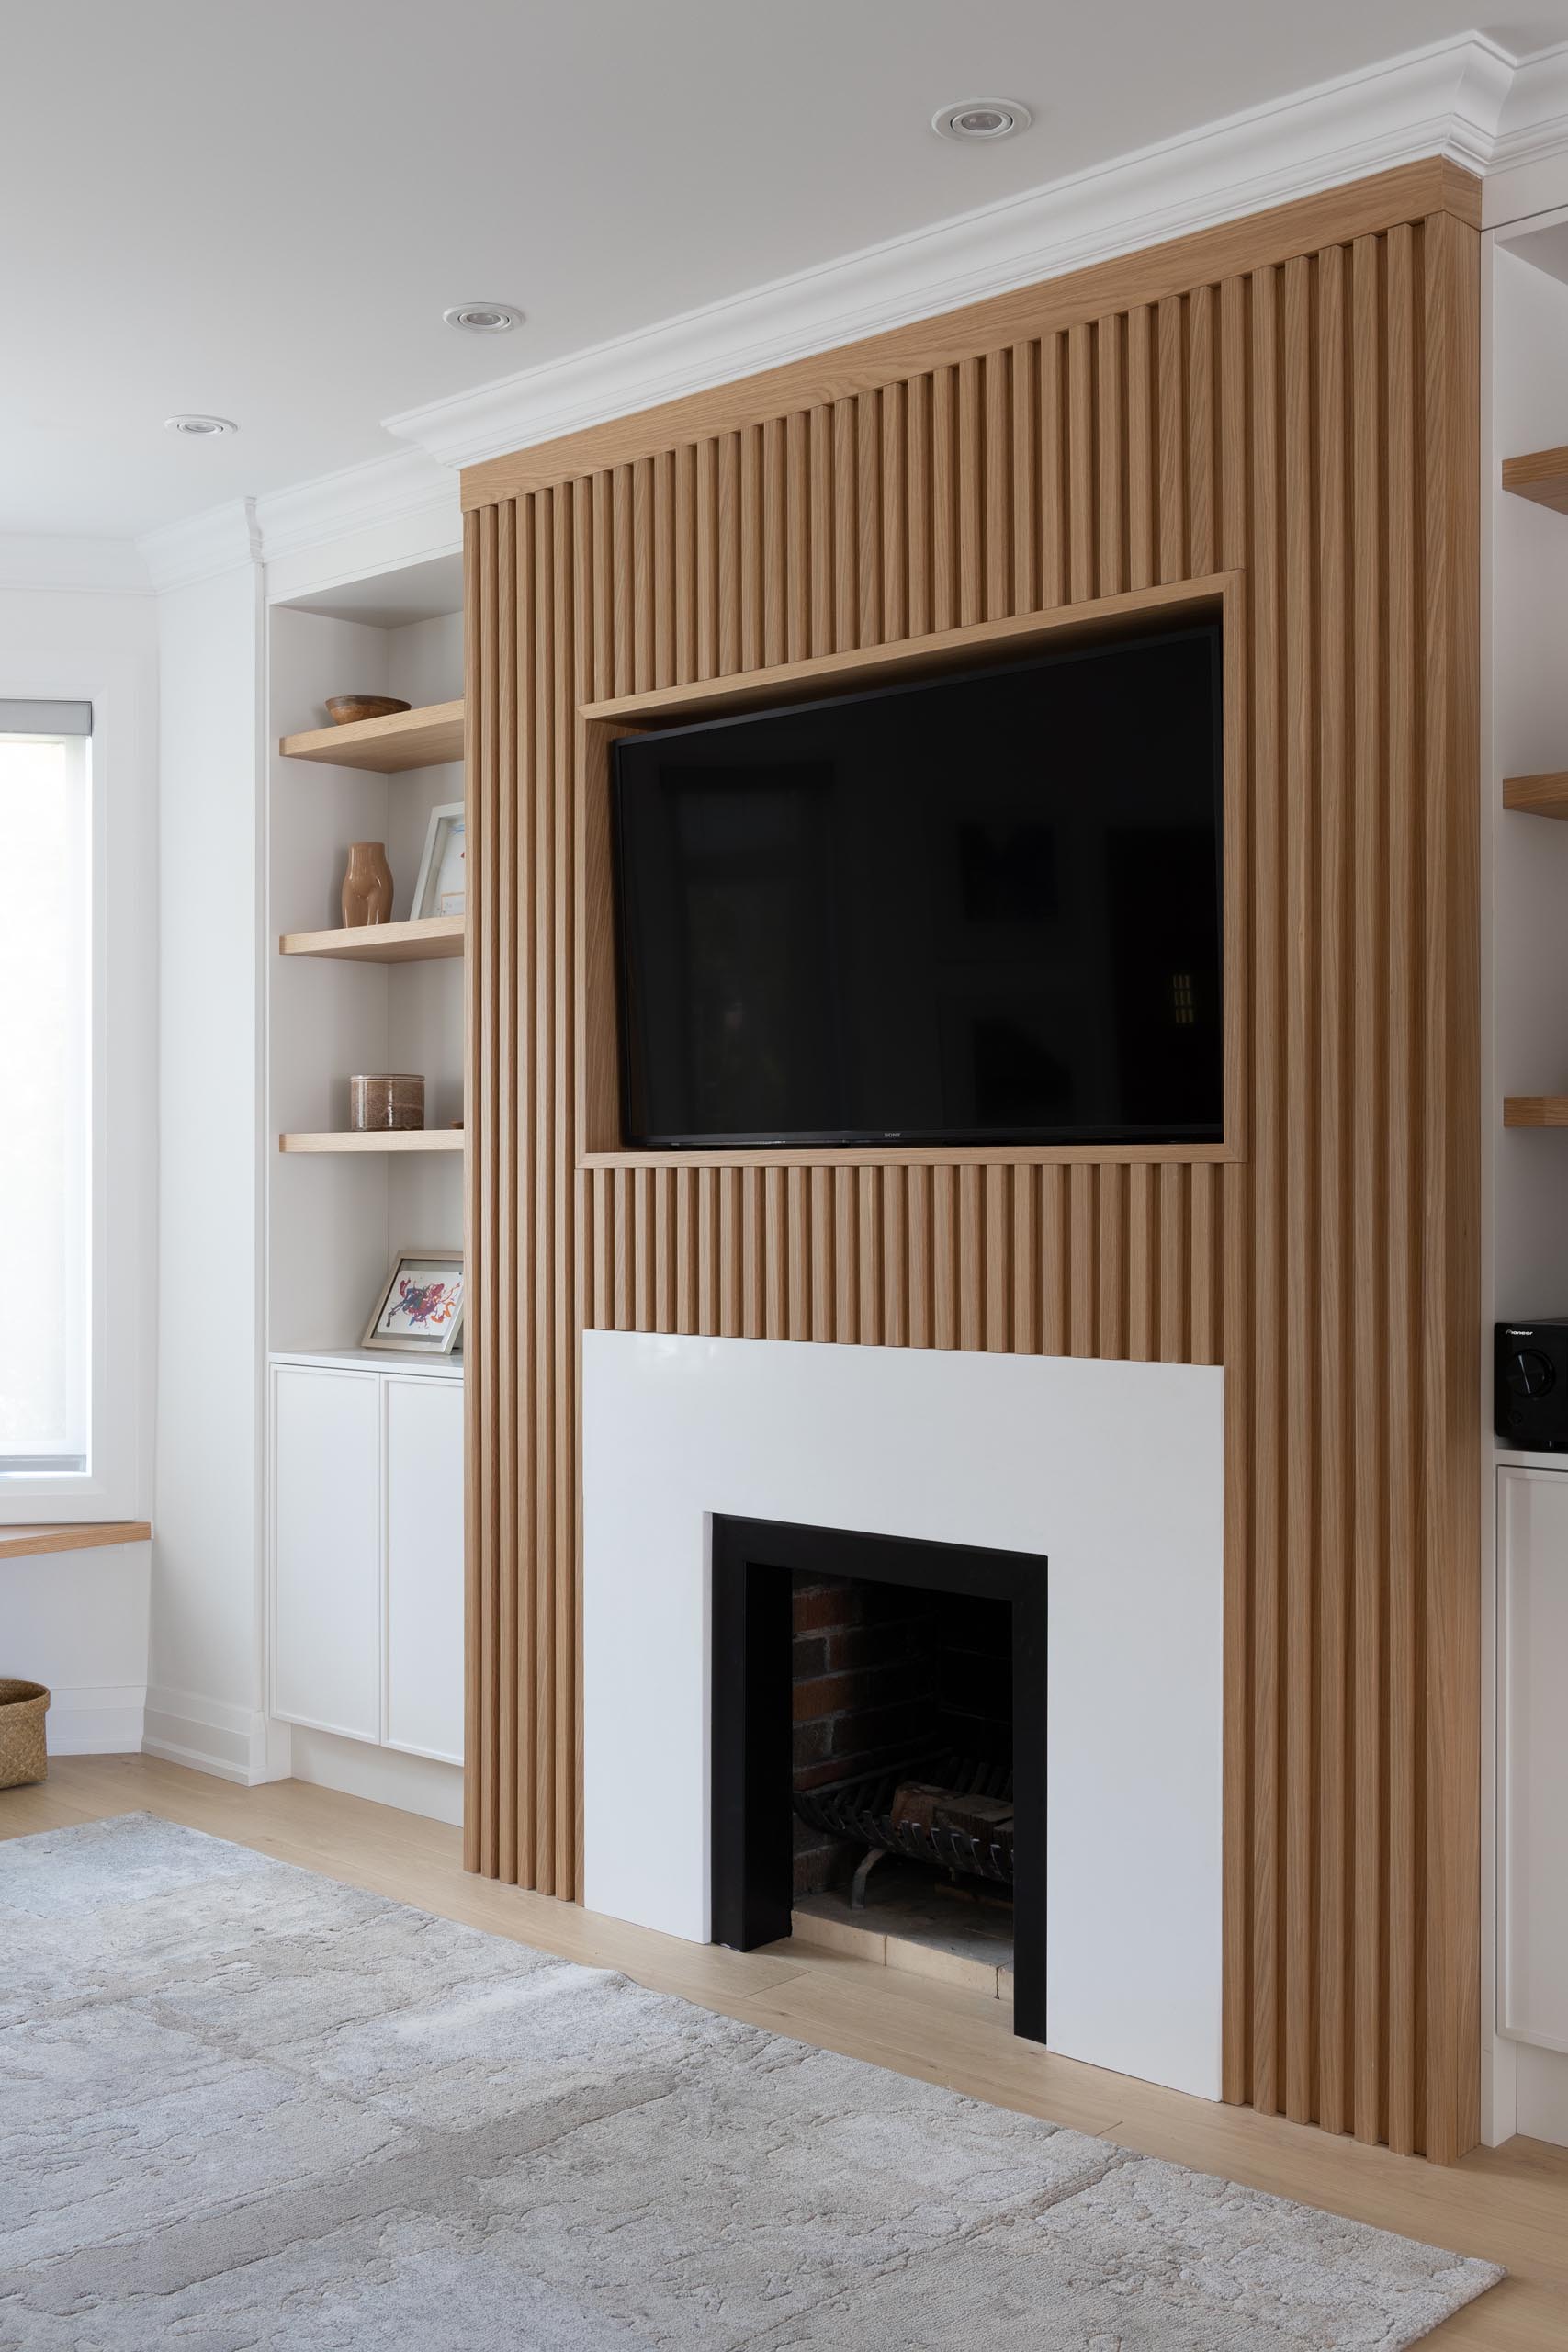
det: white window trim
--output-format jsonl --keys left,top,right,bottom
{"left": 0, "top": 655, "right": 154, "bottom": 1522}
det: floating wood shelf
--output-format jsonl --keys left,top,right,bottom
{"left": 1503, "top": 772, "right": 1568, "bottom": 820}
{"left": 278, "top": 1130, "right": 465, "bottom": 1154}
{"left": 279, "top": 698, "right": 464, "bottom": 772}
{"left": 0, "top": 1521, "right": 152, "bottom": 1562}
{"left": 279, "top": 916, "right": 464, "bottom": 963}
{"left": 1503, "top": 447, "right": 1568, "bottom": 515}
{"left": 1505, "top": 1099, "right": 1568, "bottom": 1127}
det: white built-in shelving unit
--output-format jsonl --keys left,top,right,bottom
{"left": 265, "top": 548, "right": 467, "bottom": 1815}
{"left": 1483, "top": 211, "right": 1568, "bottom": 2152}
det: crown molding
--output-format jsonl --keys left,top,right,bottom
{"left": 253, "top": 447, "right": 455, "bottom": 564}
{"left": 0, "top": 535, "right": 152, "bottom": 597}
{"left": 1491, "top": 43, "right": 1568, "bottom": 173}
{"left": 137, "top": 498, "right": 261, "bottom": 594}
{"left": 386, "top": 32, "right": 1513, "bottom": 479}
{"left": 133, "top": 449, "right": 459, "bottom": 600}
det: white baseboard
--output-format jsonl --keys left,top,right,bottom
{"left": 45, "top": 1684, "right": 147, "bottom": 1756}
{"left": 141, "top": 1685, "right": 281, "bottom": 1786}
{"left": 1517, "top": 2041, "right": 1568, "bottom": 2149}
{"left": 288, "top": 1725, "right": 463, "bottom": 1826}
{"left": 137, "top": 1694, "right": 461, "bottom": 1824}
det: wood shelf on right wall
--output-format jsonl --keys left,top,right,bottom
{"left": 1503, "top": 446, "right": 1568, "bottom": 514}
{"left": 279, "top": 698, "right": 464, "bottom": 772}
{"left": 279, "top": 915, "right": 464, "bottom": 963}
{"left": 1505, "top": 1098, "right": 1568, "bottom": 1127}
{"left": 278, "top": 1129, "right": 465, "bottom": 1155}
{"left": 1503, "top": 772, "right": 1568, "bottom": 820}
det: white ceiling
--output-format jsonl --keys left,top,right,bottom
{"left": 6, "top": 3, "right": 1566, "bottom": 540}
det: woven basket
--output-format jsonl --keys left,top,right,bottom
{"left": 0, "top": 1680, "right": 49, "bottom": 1789}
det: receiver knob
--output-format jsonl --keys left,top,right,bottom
{"left": 1506, "top": 1348, "right": 1557, "bottom": 1399}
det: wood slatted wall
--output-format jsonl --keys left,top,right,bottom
{"left": 464, "top": 165, "right": 1481, "bottom": 2160}
{"left": 581, "top": 1162, "right": 1226, "bottom": 1362}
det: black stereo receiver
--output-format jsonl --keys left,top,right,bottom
{"left": 1495, "top": 1318, "right": 1568, "bottom": 1451}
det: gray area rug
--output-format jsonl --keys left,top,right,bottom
{"left": 0, "top": 1814, "right": 1500, "bottom": 2349}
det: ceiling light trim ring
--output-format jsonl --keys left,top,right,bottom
{"left": 932, "top": 99, "right": 1032, "bottom": 143}
{"left": 444, "top": 302, "right": 524, "bottom": 334}
{"left": 164, "top": 413, "right": 238, "bottom": 437}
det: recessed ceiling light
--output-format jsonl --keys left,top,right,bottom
{"left": 164, "top": 413, "right": 237, "bottom": 436}
{"left": 443, "top": 301, "right": 524, "bottom": 334}
{"left": 931, "top": 99, "right": 1032, "bottom": 143}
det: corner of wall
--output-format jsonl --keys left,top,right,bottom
{"left": 141, "top": 1686, "right": 277, "bottom": 1786}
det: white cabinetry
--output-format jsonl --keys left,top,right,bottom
{"left": 272, "top": 1366, "right": 382, "bottom": 1740}
{"left": 270, "top": 1356, "right": 463, "bottom": 1765}
{"left": 1499, "top": 1463, "right": 1568, "bottom": 2053}
{"left": 386, "top": 1376, "right": 465, "bottom": 1759}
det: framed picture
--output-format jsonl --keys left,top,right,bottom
{"left": 362, "top": 1247, "right": 465, "bottom": 1355}
{"left": 412, "top": 802, "right": 466, "bottom": 919}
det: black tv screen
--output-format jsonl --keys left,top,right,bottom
{"left": 612, "top": 622, "right": 1224, "bottom": 1149}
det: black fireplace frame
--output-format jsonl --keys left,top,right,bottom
{"left": 710, "top": 1512, "right": 1048, "bottom": 2043}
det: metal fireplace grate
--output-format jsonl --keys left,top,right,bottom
{"left": 792, "top": 1750, "right": 1014, "bottom": 1889}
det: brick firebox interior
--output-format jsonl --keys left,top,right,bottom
{"left": 789, "top": 1571, "right": 1014, "bottom": 1897}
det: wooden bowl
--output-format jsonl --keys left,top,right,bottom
{"left": 324, "top": 695, "right": 411, "bottom": 727}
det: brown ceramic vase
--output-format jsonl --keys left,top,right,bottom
{"left": 342, "top": 841, "right": 394, "bottom": 928}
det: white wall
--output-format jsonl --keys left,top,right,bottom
{"left": 2, "top": 1542, "right": 150, "bottom": 1752}
{"left": 146, "top": 555, "right": 274, "bottom": 1781}
{"left": 0, "top": 562, "right": 158, "bottom": 1748}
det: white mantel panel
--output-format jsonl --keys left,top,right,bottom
{"left": 582, "top": 1330, "right": 1224, "bottom": 2101}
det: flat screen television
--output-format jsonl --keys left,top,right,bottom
{"left": 611, "top": 621, "right": 1224, "bottom": 1150}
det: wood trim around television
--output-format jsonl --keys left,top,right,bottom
{"left": 462, "top": 187, "right": 1482, "bottom": 2166}
{"left": 576, "top": 575, "right": 1247, "bottom": 1168}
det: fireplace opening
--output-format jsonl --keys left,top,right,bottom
{"left": 790, "top": 1572, "right": 1016, "bottom": 1987}
{"left": 711, "top": 1515, "right": 1046, "bottom": 2042}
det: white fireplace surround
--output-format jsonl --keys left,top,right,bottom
{"left": 582, "top": 1330, "right": 1224, "bottom": 2101}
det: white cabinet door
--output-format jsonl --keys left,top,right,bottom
{"left": 272, "top": 1365, "right": 382, "bottom": 1741}
{"left": 1500, "top": 1464, "right": 1568, "bottom": 2052}
{"left": 385, "top": 1375, "right": 464, "bottom": 1762}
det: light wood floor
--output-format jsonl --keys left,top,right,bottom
{"left": 5, "top": 1757, "right": 1564, "bottom": 2347}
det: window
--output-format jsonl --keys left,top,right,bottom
{"left": 0, "top": 707, "right": 92, "bottom": 1478}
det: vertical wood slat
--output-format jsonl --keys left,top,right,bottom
{"left": 1247, "top": 260, "right": 1283, "bottom": 2122}
{"left": 467, "top": 204, "right": 1482, "bottom": 2166}
{"left": 1384, "top": 220, "right": 1420, "bottom": 2158}
{"left": 1418, "top": 209, "right": 1481, "bottom": 2170}
{"left": 1280, "top": 254, "right": 1316, "bottom": 2126}
{"left": 497, "top": 501, "right": 521, "bottom": 1886}
{"left": 1314, "top": 241, "right": 1350, "bottom": 2141}
{"left": 554, "top": 486, "right": 578, "bottom": 1895}
{"left": 532, "top": 492, "right": 556, "bottom": 1889}
{"left": 462, "top": 508, "right": 491, "bottom": 1879}
{"left": 1216, "top": 269, "right": 1252, "bottom": 2114}
{"left": 1348, "top": 230, "right": 1385, "bottom": 2150}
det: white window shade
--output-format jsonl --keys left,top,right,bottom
{"left": 0, "top": 730, "right": 90, "bottom": 1472}
{"left": 0, "top": 700, "right": 91, "bottom": 737}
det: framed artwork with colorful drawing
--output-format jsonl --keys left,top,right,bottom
{"left": 361, "top": 1247, "right": 465, "bottom": 1356}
